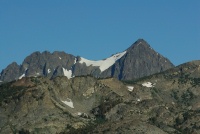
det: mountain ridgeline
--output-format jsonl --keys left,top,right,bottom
{"left": 0, "top": 39, "right": 174, "bottom": 82}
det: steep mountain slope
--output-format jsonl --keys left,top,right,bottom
{"left": 0, "top": 76, "right": 130, "bottom": 133}
{"left": 0, "top": 39, "right": 174, "bottom": 82}
{"left": 0, "top": 60, "right": 199, "bottom": 133}
{"left": 100, "top": 39, "right": 174, "bottom": 79}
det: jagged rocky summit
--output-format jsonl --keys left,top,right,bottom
{"left": 0, "top": 39, "right": 174, "bottom": 82}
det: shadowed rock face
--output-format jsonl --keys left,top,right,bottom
{"left": 0, "top": 39, "right": 174, "bottom": 82}
{"left": 0, "top": 60, "right": 199, "bottom": 133}
{"left": 100, "top": 39, "right": 174, "bottom": 80}
{"left": 0, "top": 62, "right": 21, "bottom": 82}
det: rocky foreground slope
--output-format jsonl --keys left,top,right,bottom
{"left": 0, "top": 60, "right": 199, "bottom": 133}
{"left": 0, "top": 39, "right": 174, "bottom": 82}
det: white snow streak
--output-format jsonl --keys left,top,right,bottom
{"left": 19, "top": 74, "right": 25, "bottom": 79}
{"left": 142, "top": 82, "right": 154, "bottom": 88}
{"left": 59, "top": 57, "right": 62, "bottom": 59}
{"left": 18, "top": 68, "right": 28, "bottom": 79}
{"left": 127, "top": 86, "right": 134, "bottom": 92}
{"left": 61, "top": 98, "right": 74, "bottom": 108}
{"left": 74, "top": 58, "right": 77, "bottom": 64}
{"left": 48, "top": 69, "right": 51, "bottom": 73}
{"left": 79, "top": 51, "right": 126, "bottom": 72}
{"left": 62, "top": 67, "right": 73, "bottom": 79}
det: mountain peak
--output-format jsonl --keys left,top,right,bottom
{"left": 129, "top": 38, "right": 150, "bottom": 49}
{"left": 106, "top": 38, "right": 174, "bottom": 80}
{"left": 135, "top": 38, "right": 147, "bottom": 43}
{"left": 0, "top": 39, "right": 174, "bottom": 82}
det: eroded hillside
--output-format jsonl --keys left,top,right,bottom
{"left": 0, "top": 61, "right": 200, "bottom": 134}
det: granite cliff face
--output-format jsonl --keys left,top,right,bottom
{"left": 0, "top": 39, "right": 174, "bottom": 82}
{"left": 0, "top": 60, "right": 199, "bottom": 133}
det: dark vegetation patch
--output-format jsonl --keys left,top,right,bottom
{"left": 0, "top": 81, "right": 27, "bottom": 105}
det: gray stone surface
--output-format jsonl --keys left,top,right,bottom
{"left": 0, "top": 39, "right": 174, "bottom": 82}
{"left": 100, "top": 39, "right": 174, "bottom": 80}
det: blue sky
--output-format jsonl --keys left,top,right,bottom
{"left": 0, "top": 0, "right": 199, "bottom": 71}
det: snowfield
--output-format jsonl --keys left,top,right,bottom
{"left": 79, "top": 51, "right": 126, "bottom": 72}
{"left": 61, "top": 98, "right": 74, "bottom": 108}
{"left": 62, "top": 67, "right": 73, "bottom": 79}
{"left": 142, "top": 82, "right": 154, "bottom": 87}
{"left": 127, "top": 86, "right": 134, "bottom": 92}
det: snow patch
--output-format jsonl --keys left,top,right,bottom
{"left": 61, "top": 98, "right": 74, "bottom": 108}
{"left": 18, "top": 68, "right": 28, "bottom": 79}
{"left": 76, "top": 112, "right": 89, "bottom": 118}
{"left": 48, "top": 69, "right": 51, "bottom": 73}
{"left": 0, "top": 81, "right": 3, "bottom": 82}
{"left": 19, "top": 74, "right": 25, "bottom": 79}
{"left": 137, "top": 98, "right": 141, "bottom": 102}
{"left": 127, "top": 86, "right": 134, "bottom": 92}
{"left": 79, "top": 51, "right": 126, "bottom": 72}
{"left": 74, "top": 58, "right": 77, "bottom": 64}
{"left": 142, "top": 82, "right": 154, "bottom": 88}
{"left": 62, "top": 67, "right": 73, "bottom": 79}
{"left": 59, "top": 57, "right": 62, "bottom": 59}
{"left": 77, "top": 112, "right": 82, "bottom": 116}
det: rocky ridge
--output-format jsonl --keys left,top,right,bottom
{"left": 0, "top": 39, "right": 174, "bottom": 82}
{"left": 0, "top": 60, "right": 200, "bottom": 133}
